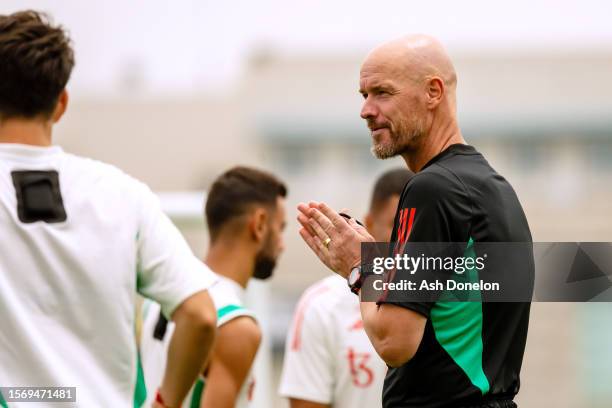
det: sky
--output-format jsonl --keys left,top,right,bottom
{"left": 3, "top": 0, "right": 612, "bottom": 95}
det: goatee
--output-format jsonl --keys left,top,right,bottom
{"left": 253, "top": 253, "right": 276, "bottom": 280}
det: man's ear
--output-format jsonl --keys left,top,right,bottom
{"left": 364, "top": 212, "right": 374, "bottom": 231}
{"left": 52, "top": 89, "right": 69, "bottom": 123}
{"left": 249, "top": 208, "right": 269, "bottom": 243}
{"left": 426, "top": 77, "right": 444, "bottom": 109}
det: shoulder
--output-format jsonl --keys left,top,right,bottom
{"left": 290, "top": 275, "right": 350, "bottom": 337}
{"left": 401, "top": 166, "right": 469, "bottom": 206}
{"left": 62, "top": 153, "right": 135, "bottom": 181}
{"left": 62, "top": 152, "right": 153, "bottom": 199}
{"left": 209, "top": 277, "right": 241, "bottom": 307}
{"left": 297, "top": 275, "right": 347, "bottom": 315}
{"left": 406, "top": 167, "right": 462, "bottom": 194}
{"left": 209, "top": 277, "right": 257, "bottom": 327}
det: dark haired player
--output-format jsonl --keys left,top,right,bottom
{"left": 141, "top": 166, "right": 287, "bottom": 408}
{"left": 0, "top": 10, "right": 217, "bottom": 407}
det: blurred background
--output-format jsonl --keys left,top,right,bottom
{"left": 3, "top": 1, "right": 612, "bottom": 407}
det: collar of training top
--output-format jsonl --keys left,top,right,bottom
{"left": 421, "top": 143, "right": 478, "bottom": 171}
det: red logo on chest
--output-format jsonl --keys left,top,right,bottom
{"left": 396, "top": 207, "right": 416, "bottom": 245}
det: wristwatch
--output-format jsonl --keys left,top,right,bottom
{"left": 348, "top": 264, "right": 369, "bottom": 295}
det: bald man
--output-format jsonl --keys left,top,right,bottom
{"left": 297, "top": 35, "right": 532, "bottom": 408}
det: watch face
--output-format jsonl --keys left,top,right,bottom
{"left": 348, "top": 267, "right": 361, "bottom": 286}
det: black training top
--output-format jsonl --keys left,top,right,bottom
{"left": 380, "top": 144, "right": 533, "bottom": 408}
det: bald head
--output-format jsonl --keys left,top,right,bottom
{"left": 363, "top": 34, "right": 457, "bottom": 92}
{"left": 359, "top": 35, "right": 463, "bottom": 169}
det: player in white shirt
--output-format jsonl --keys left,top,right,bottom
{"left": 0, "top": 11, "right": 217, "bottom": 408}
{"left": 280, "top": 168, "right": 414, "bottom": 408}
{"left": 141, "top": 167, "right": 288, "bottom": 408}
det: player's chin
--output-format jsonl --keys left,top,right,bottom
{"left": 371, "top": 138, "right": 398, "bottom": 159}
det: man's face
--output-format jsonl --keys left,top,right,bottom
{"left": 359, "top": 57, "right": 427, "bottom": 159}
{"left": 367, "top": 195, "right": 401, "bottom": 242}
{"left": 253, "top": 196, "right": 287, "bottom": 280}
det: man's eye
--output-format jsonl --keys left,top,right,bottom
{"left": 361, "top": 93, "right": 368, "bottom": 99}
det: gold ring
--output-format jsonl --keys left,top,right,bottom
{"left": 323, "top": 237, "right": 332, "bottom": 248}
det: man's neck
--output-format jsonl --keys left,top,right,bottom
{"left": 403, "top": 119, "right": 465, "bottom": 172}
{"left": 0, "top": 118, "right": 52, "bottom": 146}
{"left": 204, "top": 240, "right": 254, "bottom": 289}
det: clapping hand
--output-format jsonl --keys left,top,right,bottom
{"left": 297, "top": 201, "right": 375, "bottom": 278}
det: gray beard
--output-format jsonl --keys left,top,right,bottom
{"left": 371, "top": 128, "right": 423, "bottom": 159}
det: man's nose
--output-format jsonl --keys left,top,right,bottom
{"left": 360, "top": 98, "right": 377, "bottom": 120}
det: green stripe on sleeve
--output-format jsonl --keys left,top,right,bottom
{"left": 217, "top": 304, "right": 257, "bottom": 327}
{"left": 0, "top": 390, "right": 7, "bottom": 408}
{"left": 133, "top": 351, "right": 147, "bottom": 407}
{"left": 189, "top": 378, "right": 205, "bottom": 408}
{"left": 217, "top": 304, "right": 243, "bottom": 320}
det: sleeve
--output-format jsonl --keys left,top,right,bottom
{"left": 135, "top": 183, "right": 217, "bottom": 318}
{"left": 379, "top": 171, "right": 471, "bottom": 318}
{"left": 279, "top": 289, "right": 335, "bottom": 404}
{"left": 208, "top": 282, "right": 258, "bottom": 327}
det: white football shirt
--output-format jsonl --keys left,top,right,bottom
{"left": 141, "top": 275, "right": 257, "bottom": 408}
{"left": 280, "top": 275, "right": 387, "bottom": 408}
{"left": 0, "top": 143, "right": 216, "bottom": 407}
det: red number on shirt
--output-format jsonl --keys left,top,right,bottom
{"left": 346, "top": 347, "right": 374, "bottom": 388}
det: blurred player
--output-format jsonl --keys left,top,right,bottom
{"left": 0, "top": 10, "right": 217, "bottom": 408}
{"left": 280, "top": 168, "right": 413, "bottom": 408}
{"left": 141, "top": 166, "right": 287, "bottom": 408}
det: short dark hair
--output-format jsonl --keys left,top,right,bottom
{"left": 370, "top": 168, "right": 414, "bottom": 212}
{"left": 0, "top": 10, "right": 75, "bottom": 119}
{"left": 205, "top": 166, "right": 287, "bottom": 242}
